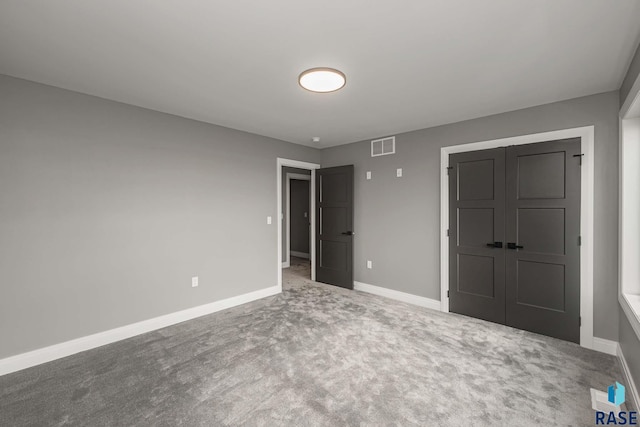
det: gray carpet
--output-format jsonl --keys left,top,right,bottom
{"left": 0, "top": 257, "right": 622, "bottom": 426}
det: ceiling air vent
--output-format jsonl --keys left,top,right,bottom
{"left": 371, "top": 136, "right": 395, "bottom": 157}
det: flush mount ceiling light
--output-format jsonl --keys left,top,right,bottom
{"left": 298, "top": 68, "right": 346, "bottom": 93}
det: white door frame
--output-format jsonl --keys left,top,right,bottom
{"left": 277, "top": 158, "right": 320, "bottom": 291}
{"left": 285, "top": 173, "right": 311, "bottom": 267}
{"left": 440, "top": 126, "right": 595, "bottom": 350}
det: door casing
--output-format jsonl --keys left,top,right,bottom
{"left": 440, "top": 126, "right": 595, "bottom": 350}
{"left": 277, "top": 158, "right": 320, "bottom": 291}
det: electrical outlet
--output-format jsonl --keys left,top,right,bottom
{"left": 267, "top": 216, "right": 272, "bottom": 225}
{"left": 366, "top": 171, "right": 371, "bottom": 180}
{"left": 367, "top": 260, "right": 372, "bottom": 269}
{"left": 192, "top": 276, "right": 199, "bottom": 287}
{"left": 396, "top": 168, "right": 403, "bottom": 177}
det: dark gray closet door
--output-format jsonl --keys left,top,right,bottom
{"left": 290, "top": 179, "right": 310, "bottom": 254}
{"left": 505, "top": 138, "right": 581, "bottom": 343}
{"left": 449, "top": 148, "right": 506, "bottom": 324}
{"left": 316, "top": 165, "right": 354, "bottom": 289}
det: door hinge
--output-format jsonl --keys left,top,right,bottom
{"left": 578, "top": 236, "right": 581, "bottom": 246}
{"left": 446, "top": 166, "right": 453, "bottom": 175}
{"left": 446, "top": 229, "right": 450, "bottom": 237}
{"left": 447, "top": 290, "right": 450, "bottom": 298}
{"left": 573, "top": 154, "right": 584, "bottom": 166}
{"left": 579, "top": 316, "right": 582, "bottom": 327}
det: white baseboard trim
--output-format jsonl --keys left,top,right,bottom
{"left": 290, "top": 251, "right": 310, "bottom": 259}
{"left": 0, "top": 285, "right": 281, "bottom": 377}
{"left": 617, "top": 343, "right": 640, "bottom": 411}
{"left": 282, "top": 261, "right": 290, "bottom": 268}
{"left": 354, "top": 281, "right": 441, "bottom": 311}
{"left": 592, "top": 337, "right": 618, "bottom": 356}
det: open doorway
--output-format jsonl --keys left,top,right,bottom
{"left": 276, "top": 159, "right": 320, "bottom": 292}
{"left": 284, "top": 170, "right": 311, "bottom": 282}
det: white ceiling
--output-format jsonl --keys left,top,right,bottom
{"left": 1, "top": 1, "right": 640, "bottom": 148}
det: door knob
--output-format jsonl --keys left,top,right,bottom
{"left": 507, "top": 242, "right": 523, "bottom": 250}
{"left": 341, "top": 231, "right": 354, "bottom": 236}
{"left": 486, "top": 242, "right": 503, "bottom": 248}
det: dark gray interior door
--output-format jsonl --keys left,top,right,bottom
{"left": 290, "top": 179, "right": 310, "bottom": 255}
{"left": 316, "top": 165, "right": 354, "bottom": 289}
{"left": 449, "top": 148, "right": 506, "bottom": 324}
{"left": 505, "top": 138, "right": 581, "bottom": 343}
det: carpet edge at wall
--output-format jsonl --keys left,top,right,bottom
{"left": 0, "top": 285, "right": 281, "bottom": 377}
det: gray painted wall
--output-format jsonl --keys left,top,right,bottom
{"left": 0, "top": 74, "right": 320, "bottom": 359}
{"left": 620, "top": 42, "right": 640, "bottom": 108}
{"left": 280, "top": 167, "right": 311, "bottom": 262}
{"left": 321, "top": 91, "right": 620, "bottom": 340}
{"left": 619, "top": 40, "right": 640, "bottom": 404}
{"left": 290, "top": 180, "right": 310, "bottom": 254}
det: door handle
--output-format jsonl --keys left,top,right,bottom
{"left": 507, "top": 242, "right": 523, "bottom": 250}
{"left": 341, "top": 231, "right": 354, "bottom": 236}
{"left": 486, "top": 242, "right": 503, "bottom": 248}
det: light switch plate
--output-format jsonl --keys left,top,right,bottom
{"left": 192, "top": 276, "right": 199, "bottom": 287}
{"left": 396, "top": 168, "right": 402, "bottom": 177}
{"left": 366, "top": 171, "right": 371, "bottom": 180}
{"left": 267, "top": 216, "right": 272, "bottom": 225}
